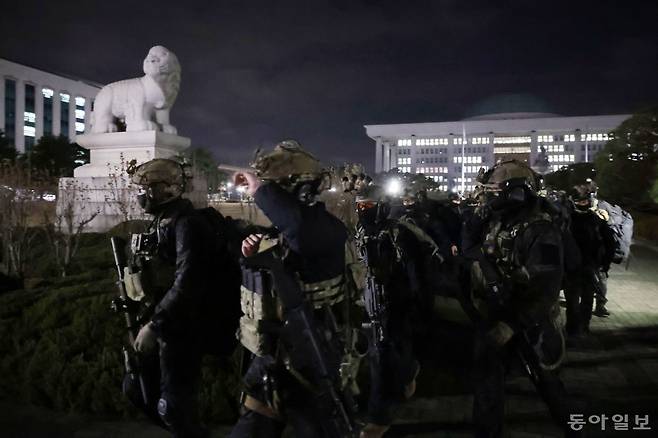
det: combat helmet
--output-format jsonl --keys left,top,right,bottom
{"left": 251, "top": 140, "right": 324, "bottom": 184}
{"left": 128, "top": 158, "right": 189, "bottom": 212}
{"left": 569, "top": 178, "right": 602, "bottom": 214}
{"left": 476, "top": 160, "right": 542, "bottom": 209}
{"left": 251, "top": 140, "right": 329, "bottom": 204}
{"left": 477, "top": 159, "right": 542, "bottom": 193}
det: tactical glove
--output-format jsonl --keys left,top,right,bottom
{"left": 486, "top": 321, "right": 515, "bottom": 347}
{"left": 134, "top": 322, "right": 158, "bottom": 353}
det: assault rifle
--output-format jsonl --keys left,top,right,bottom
{"left": 243, "top": 246, "right": 358, "bottom": 438}
{"left": 474, "top": 255, "right": 578, "bottom": 436}
{"left": 109, "top": 237, "right": 151, "bottom": 408}
{"left": 357, "top": 232, "right": 388, "bottom": 352}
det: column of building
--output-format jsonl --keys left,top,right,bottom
{"left": 52, "top": 91, "right": 61, "bottom": 137}
{"left": 68, "top": 94, "right": 76, "bottom": 139}
{"left": 84, "top": 97, "right": 92, "bottom": 134}
{"left": 529, "top": 131, "right": 538, "bottom": 167}
{"left": 35, "top": 83, "right": 44, "bottom": 139}
{"left": 389, "top": 139, "right": 397, "bottom": 171}
{"left": 0, "top": 78, "right": 5, "bottom": 133}
{"left": 487, "top": 133, "right": 495, "bottom": 165}
{"left": 375, "top": 136, "right": 383, "bottom": 173}
{"left": 14, "top": 79, "right": 25, "bottom": 153}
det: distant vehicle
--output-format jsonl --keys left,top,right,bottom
{"left": 42, "top": 193, "right": 57, "bottom": 202}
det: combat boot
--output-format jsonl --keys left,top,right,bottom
{"left": 593, "top": 302, "right": 610, "bottom": 317}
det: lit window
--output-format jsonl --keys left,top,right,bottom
{"left": 75, "top": 96, "right": 86, "bottom": 106}
{"left": 471, "top": 137, "right": 492, "bottom": 144}
{"left": 42, "top": 88, "right": 54, "bottom": 99}
{"left": 75, "top": 122, "right": 85, "bottom": 132}
{"left": 24, "top": 112, "right": 36, "bottom": 123}
{"left": 75, "top": 109, "right": 85, "bottom": 120}
{"left": 60, "top": 93, "right": 70, "bottom": 103}
{"left": 24, "top": 126, "right": 36, "bottom": 137}
{"left": 494, "top": 136, "right": 531, "bottom": 144}
{"left": 493, "top": 146, "right": 531, "bottom": 154}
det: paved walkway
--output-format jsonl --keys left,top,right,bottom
{"left": 390, "top": 240, "right": 658, "bottom": 437}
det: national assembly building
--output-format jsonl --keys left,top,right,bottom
{"left": 1, "top": 58, "right": 102, "bottom": 153}
{"left": 365, "top": 111, "right": 630, "bottom": 193}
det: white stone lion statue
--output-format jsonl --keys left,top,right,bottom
{"left": 91, "top": 45, "right": 181, "bottom": 134}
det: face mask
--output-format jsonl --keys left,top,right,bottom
{"left": 294, "top": 182, "right": 318, "bottom": 205}
{"left": 137, "top": 186, "right": 172, "bottom": 214}
{"left": 137, "top": 187, "right": 157, "bottom": 213}
{"left": 487, "top": 186, "right": 527, "bottom": 211}
{"left": 507, "top": 186, "right": 526, "bottom": 203}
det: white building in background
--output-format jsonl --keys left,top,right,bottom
{"left": 365, "top": 112, "right": 630, "bottom": 193}
{"left": 0, "top": 58, "right": 102, "bottom": 153}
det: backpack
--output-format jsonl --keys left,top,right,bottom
{"left": 196, "top": 207, "right": 249, "bottom": 260}
{"left": 597, "top": 200, "right": 634, "bottom": 263}
{"left": 195, "top": 207, "right": 245, "bottom": 354}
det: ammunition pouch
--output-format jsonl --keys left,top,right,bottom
{"left": 123, "top": 267, "right": 146, "bottom": 302}
{"left": 302, "top": 274, "right": 344, "bottom": 309}
{"left": 237, "top": 268, "right": 280, "bottom": 356}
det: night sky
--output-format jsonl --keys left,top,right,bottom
{"left": 1, "top": 0, "right": 656, "bottom": 170}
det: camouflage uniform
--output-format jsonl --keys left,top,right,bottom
{"left": 464, "top": 161, "right": 578, "bottom": 437}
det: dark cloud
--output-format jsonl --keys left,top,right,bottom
{"left": 1, "top": 0, "right": 656, "bottom": 170}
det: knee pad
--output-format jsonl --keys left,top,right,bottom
{"left": 157, "top": 397, "right": 173, "bottom": 427}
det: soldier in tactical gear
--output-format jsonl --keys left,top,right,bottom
{"left": 564, "top": 182, "right": 616, "bottom": 336}
{"left": 442, "top": 192, "right": 463, "bottom": 257}
{"left": 127, "top": 158, "right": 242, "bottom": 438}
{"left": 356, "top": 185, "right": 444, "bottom": 438}
{"left": 229, "top": 140, "right": 354, "bottom": 437}
{"left": 463, "top": 160, "right": 578, "bottom": 437}
{"left": 393, "top": 189, "right": 451, "bottom": 260}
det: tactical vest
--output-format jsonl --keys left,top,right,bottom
{"left": 482, "top": 209, "right": 554, "bottom": 279}
{"left": 122, "top": 217, "right": 177, "bottom": 305}
{"left": 237, "top": 239, "right": 367, "bottom": 394}
{"left": 237, "top": 241, "right": 347, "bottom": 357}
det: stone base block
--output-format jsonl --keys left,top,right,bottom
{"left": 74, "top": 131, "right": 191, "bottom": 178}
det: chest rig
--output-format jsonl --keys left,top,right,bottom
{"left": 122, "top": 216, "right": 177, "bottom": 304}
{"left": 237, "top": 238, "right": 346, "bottom": 357}
{"left": 482, "top": 209, "right": 553, "bottom": 281}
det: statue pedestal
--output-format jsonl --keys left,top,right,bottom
{"left": 59, "top": 131, "right": 207, "bottom": 232}
{"left": 74, "top": 131, "right": 191, "bottom": 177}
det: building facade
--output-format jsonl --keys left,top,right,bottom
{"left": 0, "top": 58, "right": 102, "bottom": 153}
{"left": 365, "top": 112, "right": 630, "bottom": 192}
